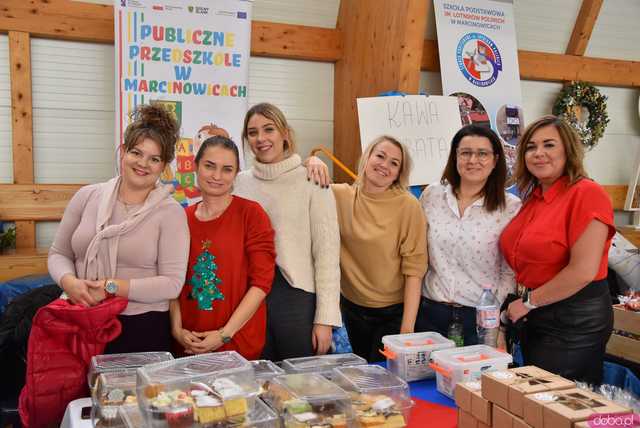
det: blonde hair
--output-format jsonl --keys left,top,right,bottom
{"left": 356, "top": 135, "right": 412, "bottom": 191}
{"left": 513, "top": 115, "right": 588, "bottom": 199}
{"left": 241, "top": 102, "right": 297, "bottom": 157}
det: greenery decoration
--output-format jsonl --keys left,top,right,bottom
{"left": 553, "top": 81, "right": 609, "bottom": 150}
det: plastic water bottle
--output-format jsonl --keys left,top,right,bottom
{"left": 447, "top": 310, "right": 464, "bottom": 347}
{"left": 476, "top": 284, "right": 499, "bottom": 347}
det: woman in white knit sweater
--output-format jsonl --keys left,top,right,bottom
{"left": 234, "top": 102, "right": 342, "bottom": 360}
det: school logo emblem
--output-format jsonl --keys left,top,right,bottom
{"left": 456, "top": 33, "right": 502, "bottom": 87}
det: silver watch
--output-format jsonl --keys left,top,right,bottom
{"left": 523, "top": 289, "right": 538, "bottom": 310}
{"left": 104, "top": 279, "right": 118, "bottom": 298}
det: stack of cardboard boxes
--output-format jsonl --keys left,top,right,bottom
{"left": 455, "top": 366, "right": 631, "bottom": 428}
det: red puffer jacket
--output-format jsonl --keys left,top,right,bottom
{"left": 19, "top": 297, "right": 128, "bottom": 428}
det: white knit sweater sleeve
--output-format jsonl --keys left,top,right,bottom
{"left": 308, "top": 185, "right": 342, "bottom": 327}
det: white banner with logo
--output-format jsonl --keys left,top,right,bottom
{"left": 115, "top": 0, "right": 252, "bottom": 206}
{"left": 433, "top": 0, "right": 523, "bottom": 173}
{"left": 357, "top": 95, "right": 462, "bottom": 186}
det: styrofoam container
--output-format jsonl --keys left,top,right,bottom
{"left": 136, "top": 351, "right": 260, "bottom": 427}
{"left": 263, "top": 373, "right": 356, "bottom": 427}
{"left": 332, "top": 365, "right": 413, "bottom": 427}
{"left": 429, "top": 344, "right": 513, "bottom": 398}
{"left": 281, "top": 353, "right": 366, "bottom": 378}
{"left": 381, "top": 332, "right": 455, "bottom": 381}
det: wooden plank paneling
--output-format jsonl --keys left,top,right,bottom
{"left": 0, "top": 0, "right": 342, "bottom": 62}
{"left": 251, "top": 21, "right": 341, "bottom": 62}
{"left": 9, "top": 31, "right": 36, "bottom": 249}
{"left": 333, "top": 0, "right": 427, "bottom": 181}
{"left": 603, "top": 184, "right": 627, "bottom": 211}
{"left": 9, "top": 31, "right": 33, "bottom": 184}
{"left": 0, "top": 184, "right": 82, "bottom": 221}
{"left": 0, "top": 248, "right": 49, "bottom": 282}
{"left": 566, "top": 0, "right": 603, "bottom": 56}
{"left": 421, "top": 42, "right": 639, "bottom": 88}
{"left": 1, "top": 0, "right": 115, "bottom": 43}
{"left": 518, "top": 50, "right": 640, "bottom": 88}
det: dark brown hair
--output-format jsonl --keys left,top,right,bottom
{"left": 123, "top": 104, "right": 179, "bottom": 163}
{"left": 513, "top": 115, "right": 587, "bottom": 200}
{"left": 195, "top": 135, "right": 240, "bottom": 171}
{"left": 441, "top": 124, "right": 507, "bottom": 212}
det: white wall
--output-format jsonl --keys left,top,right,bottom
{"left": 0, "top": 35, "right": 12, "bottom": 184}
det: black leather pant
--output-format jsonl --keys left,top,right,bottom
{"left": 522, "top": 279, "right": 613, "bottom": 385}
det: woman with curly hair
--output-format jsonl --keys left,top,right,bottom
{"left": 48, "top": 104, "right": 190, "bottom": 353}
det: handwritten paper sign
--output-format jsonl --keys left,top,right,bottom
{"left": 357, "top": 95, "right": 462, "bottom": 185}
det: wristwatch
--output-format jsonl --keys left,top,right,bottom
{"left": 522, "top": 289, "right": 538, "bottom": 310}
{"left": 219, "top": 329, "right": 232, "bottom": 344}
{"left": 104, "top": 279, "right": 118, "bottom": 298}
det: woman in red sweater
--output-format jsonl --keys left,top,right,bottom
{"left": 170, "top": 136, "right": 276, "bottom": 359}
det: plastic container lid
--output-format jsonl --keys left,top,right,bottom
{"left": 381, "top": 331, "right": 454, "bottom": 355}
{"left": 251, "top": 359, "right": 285, "bottom": 382}
{"left": 332, "top": 364, "right": 413, "bottom": 426}
{"left": 263, "top": 373, "right": 355, "bottom": 427}
{"left": 281, "top": 353, "right": 366, "bottom": 376}
{"left": 88, "top": 352, "right": 173, "bottom": 387}
{"left": 136, "top": 351, "right": 260, "bottom": 427}
{"left": 245, "top": 398, "right": 279, "bottom": 427}
{"left": 430, "top": 344, "right": 512, "bottom": 371}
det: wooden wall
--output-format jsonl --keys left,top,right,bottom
{"left": 1, "top": 0, "right": 639, "bottom": 280}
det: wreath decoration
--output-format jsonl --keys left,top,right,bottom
{"left": 552, "top": 81, "right": 609, "bottom": 150}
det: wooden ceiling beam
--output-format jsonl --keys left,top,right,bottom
{"left": 422, "top": 40, "right": 639, "bottom": 88}
{"left": 566, "top": 0, "right": 604, "bottom": 56}
{"left": 0, "top": 0, "right": 342, "bottom": 62}
{"left": 333, "top": 0, "right": 428, "bottom": 182}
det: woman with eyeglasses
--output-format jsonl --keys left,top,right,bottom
{"left": 415, "top": 124, "right": 521, "bottom": 346}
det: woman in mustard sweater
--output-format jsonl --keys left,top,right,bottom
{"left": 309, "top": 136, "right": 427, "bottom": 362}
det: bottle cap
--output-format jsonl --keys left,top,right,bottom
{"left": 482, "top": 284, "right": 493, "bottom": 290}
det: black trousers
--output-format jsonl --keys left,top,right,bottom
{"left": 105, "top": 310, "right": 171, "bottom": 354}
{"left": 414, "top": 297, "right": 479, "bottom": 346}
{"left": 522, "top": 280, "right": 613, "bottom": 385}
{"left": 341, "top": 297, "right": 403, "bottom": 363}
{"left": 261, "top": 268, "right": 316, "bottom": 361}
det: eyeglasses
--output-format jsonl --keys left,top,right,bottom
{"left": 456, "top": 148, "right": 494, "bottom": 162}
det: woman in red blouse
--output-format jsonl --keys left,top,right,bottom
{"left": 169, "top": 136, "right": 276, "bottom": 360}
{"left": 499, "top": 115, "right": 615, "bottom": 384}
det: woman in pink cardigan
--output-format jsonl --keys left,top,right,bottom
{"left": 47, "top": 105, "right": 189, "bottom": 353}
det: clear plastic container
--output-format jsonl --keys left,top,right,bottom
{"left": 119, "top": 404, "right": 143, "bottom": 428}
{"left": 381, "top": 332, "right": 455, "bottom": 382}
{"left": 263, "top": 373, "right": 356, "bottom": 427}
{"left": 136, "top": 351, "right": 259, "bottom": 427}
{"left": 88, "top": 352, "right": 173, "bottom": 390}
{"left": 92, "top": 371, "right": 138, "bottom": 428}
{"left": 251, "top": 360, "right": 285, "bottom": 388}
{"left": 242, "top": 398, "right": 279, "bottom": 427}
{"left": 281, "top": 353, "right": 366, "bottom": 378}
{"left": 429, "top": 344, "right": 513, "bottom": 398}
{"left": 332, "top": 365, "right": 413, "bottom": 428}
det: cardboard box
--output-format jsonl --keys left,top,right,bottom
{"left": 493, "top": 404, "right": 532, "bottom": 428}
{"left": 482, "top": 366, "right": 575, "bottom": 417}
{"left": 455, "top": 381, "right": 492, "bottom": 425}
{"left": 606, "top": 304, "right": 640, "bottom": 364}
{"left": 523, "top": 388, "right": 631, "bottom": 428}
{"left": 458, "top": 409, "right": 491, "bottom": 428}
